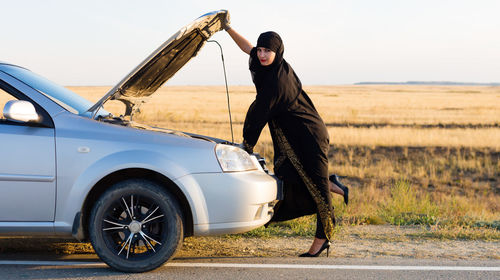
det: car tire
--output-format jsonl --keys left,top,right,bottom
{"left": 89, "top": 179, "right": 183, "bottom": 272}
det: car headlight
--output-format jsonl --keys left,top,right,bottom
{"left": 215, "top": 144, "right": 259, "bottom": 172}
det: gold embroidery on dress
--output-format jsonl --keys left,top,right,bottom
{"left": 271, "top": 120, "right": 334, "bottom": 240}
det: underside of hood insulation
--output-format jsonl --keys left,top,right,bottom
{"left": 88, "top": 10, "right": 229, "bottom": 117}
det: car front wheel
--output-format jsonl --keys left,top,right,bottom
{"left": 89, "top": 179, "right": 183, "bottom": 272}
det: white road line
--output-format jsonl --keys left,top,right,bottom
{"left": 165, "top": 263, "right": 500, "bottom": 271}
{"left": 0, "top": 261, "right": 498, "bottom": 271}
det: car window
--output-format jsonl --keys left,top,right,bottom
{"left": 0, "top": 65, "right": 92, "bottom": 115}
{"left": 0, "top": 87, "right": 19, "bottom": 121}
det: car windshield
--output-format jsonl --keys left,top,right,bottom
{"left": 0, "top": 64, "right": 104, "bottom": 116}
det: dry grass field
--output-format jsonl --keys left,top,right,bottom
{"left": 66, "top": 84, "right": 499, "bottom": 239}
{"left": 3, "top": 85, "right": 497, "bottom": 239}
{"left": 72, "top": 85, "right": 500, "bottom": 148}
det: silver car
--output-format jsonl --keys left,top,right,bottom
{"left": 0, "top": 10, "right": 278, "bottom": 272}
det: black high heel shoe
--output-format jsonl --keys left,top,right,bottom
{"left": 299, "top": 239, "right": 331, "bottom": 257}
{"left": 329, "top": 174, "right": 349, "bottom": 205}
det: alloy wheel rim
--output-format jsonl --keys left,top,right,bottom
{"left": 101, "top": 194, "right": 167, "bottom": 260}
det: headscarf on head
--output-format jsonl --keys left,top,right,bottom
{"left": 244, "top": 31, "right": 303, "bottom": 148}
{"left": 254, "top": 31, "right": 284, "bottom": 67}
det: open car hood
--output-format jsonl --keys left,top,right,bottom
{"left": 88, "top": 10, "right": 229, "bottom": 117}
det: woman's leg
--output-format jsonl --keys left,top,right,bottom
{"left": 329, "top": 180, "right": 344, "bottom": 195}
{"left": 329, "top": 175, "right": 349, "bottom": 205}
{"left": 305, "top": 213, "right": 329, "bottom": 254}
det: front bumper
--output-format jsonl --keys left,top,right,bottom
{"left": 174, "top": 170, "right": 279, "bottom": 236}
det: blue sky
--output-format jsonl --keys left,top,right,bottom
{"left": 2, "top": 0, "right": 499, "bottom": 85}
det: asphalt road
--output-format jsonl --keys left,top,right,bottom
{"left": 0, "top": 254, "right": 499, "bottom": 280}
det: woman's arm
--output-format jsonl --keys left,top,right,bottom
{"left": 242, "top": 86, "right": 279, "bottom": 152}
{"left": 226, "top": 28, "right": 253, "bottom": 55}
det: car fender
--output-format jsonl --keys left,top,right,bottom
{"left": 54, "top": 149, "right": 202, "bottom": 234}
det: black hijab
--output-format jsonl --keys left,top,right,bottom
{"left": 248, "top": 31, "right": 303, "bottom": 111}
{"left": 250, "top": 31, "right": 284, "bottom": 73}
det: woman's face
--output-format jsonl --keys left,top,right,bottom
{"left": 257, "top": 47, "right": 276, "bottom": 66}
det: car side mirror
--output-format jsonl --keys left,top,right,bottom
{"left": 3, "top": 100, "right": 41, "bottom": 123}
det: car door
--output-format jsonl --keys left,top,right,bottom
{"left": 0, "top": 85, "right": 56, "bottom": 221}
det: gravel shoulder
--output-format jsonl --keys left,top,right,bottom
{"left": 178, "top": 225, "right": 500, "bottom": 260}
{"left": 1, "top": 226, "right": 498, "bottom": 261}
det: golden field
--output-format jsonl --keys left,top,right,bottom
{"left": 71, "top": 85, "right": 500, "bottom": 149}
{"left": 3, "top": 84, "right": 498, "bottom": 239}
{"left": 66, "top": 85, "right": 500, "bottom": 238}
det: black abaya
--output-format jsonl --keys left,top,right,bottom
{"left": 242, "top": 32, "right": 334, "bottom": 240}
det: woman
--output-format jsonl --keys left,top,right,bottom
{"left": 223, "top": 22, "right": 349, "bottom": 257}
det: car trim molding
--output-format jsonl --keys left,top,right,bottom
{"left": 0, "top": 174, "right": 55, "bottom": 182}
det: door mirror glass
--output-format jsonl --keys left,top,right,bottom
{"left": 3, "top": 100, "right": 40, "bottom": 123}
